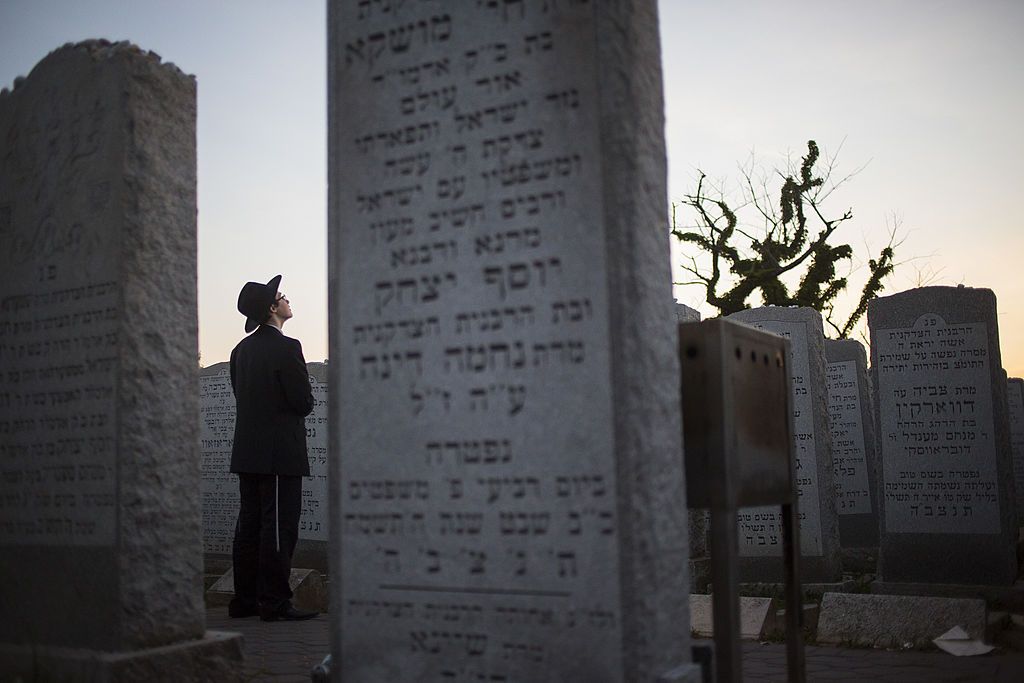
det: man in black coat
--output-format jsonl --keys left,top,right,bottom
{"left": 228, "top": 274, "right": 318, "bottom": 621}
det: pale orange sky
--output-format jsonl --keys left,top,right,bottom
{"left": 2, "top": 0, "right": 1021, "bottom": 376}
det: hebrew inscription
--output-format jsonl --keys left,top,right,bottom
{"left": 735, "top": 319, "right": 824, "bottom": 556}
{"left": 334, "top": 2, "right": 624, "bottom": 680}
{"left": 875, "top": 314, "right": 999, "bottom": 534}
{"left": 199, "top": 364, "right": 329, "bottom": 552}
{"left": 0, "top": 73, "right": 121, "bottom": 547}
{"left": 826, "top": 360, "right": 872, "bottom": 515}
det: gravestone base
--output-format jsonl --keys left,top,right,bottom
{"left": 871, "top": 580, "right": 1024, "bottom": 612}
{"left": 207, "top": 567, "right": 328, "bottom": 613}
{"left": 733, "top": 556, "right": 842, "bottom": 586}
{"left": 840, "top": 547, "right": 878, "bottom": 575}
{"left": 0, "top": 631, "right": 244, "bottom": 682}
{"left": 817, "top": 592, "right": 987, "bottom": 648}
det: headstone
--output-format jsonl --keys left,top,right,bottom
{"left": 0, "top": 41, "right": 241, "bottom": 677}
{"left": 869, "top": 286, "right": 1017, "bottom": 584}
{"left": 727, "top": 307, "right": 842, "bottom": 582}
{"left": 328, "top": 3, "right": 698, "bottom": 681}
{"left": 824, "top": 339, "right": 880, "bottom": 548}
{"left": 676, "top": 301, "right": 700, "bottom": 324}
{"left": 673, "top": 302, "right": 708, "bottom": 589}
{"left": 1008, "top": 377, "right": 1024, "bottom": 526}
{"left": 199, "top": 361, "right": 330, "bottom": 570}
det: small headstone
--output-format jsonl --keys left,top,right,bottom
{"left": 0, "top": 41, "right": 240, "bottom": 676}
{"left": 676, "top": 302, "right": 700, "bottom": 324}
{"left": 1008, "top": 377, "right": 1024, "bottom": 526}
{"left": 824, "top": 339, "right": 880, "bottom": 549}
{"left": 727, "top": 307, "right": 842, "bottom": 582}
{"left": 199, "top": 361, "right": 330, "bottom": 568}
{"left": 816, "top": 592, "right": 987, "bottom": 648}
{"left": 328, "top": 3, "right": 698, "bottom": 680}
{"left": 869, "top": 286, "right": 1018, "bottom": 584}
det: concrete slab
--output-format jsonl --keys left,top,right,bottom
{"left": 689, "top": 594, "right": 779, "bottom": 639}
{"left": 817, "top": 592, "right": 987, "bottom": 648}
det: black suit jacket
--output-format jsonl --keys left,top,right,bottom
{"left": 229, "top": 325, "right": 314, "bottom": 476}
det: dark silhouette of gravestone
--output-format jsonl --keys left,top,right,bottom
{"left": 0, "top": 41, "right": 241, "bottom": 678}
{"left": 727, "top": 307, "right": 842, "bottom": 583}
{"left": 199, "top": 361, "right": 329, "bottom": 572}
{"left": 869, "top": 286, "right": 1018, "bottom": 585}
{"left": 1009, "top": 377, "right": 1024, "bottom": 527}
{"left": 675, "top": 302, "right": 710, "bottom": 591}
{"left": 824, "top": 339, "right": 881, "bottom": 552}
{"left": 328, "top": 2, "right": 699, "bottom": 680}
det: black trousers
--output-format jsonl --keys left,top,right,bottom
{"left": 231, "top": 473, "right": 302, "bottom": 612}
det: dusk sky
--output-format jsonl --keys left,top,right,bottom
{"left": 2, "top": 0, "right": 1022, "bottom": 375}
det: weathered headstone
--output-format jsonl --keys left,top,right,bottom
{"left": 869, "top": 286, "right": 1018, "bottom": 584}
{"left": 0, "top": 41, "right": 240, "bottom": 678}
{"left": 727, "top": 307, "right": 842, "bottom": 583}
{"left": 199, "top": 361, "right": 330, "bottom": 570}
{"left": 674, "top": 302, "right": 709, "bottom": 591}
{"left": 328, "top": 2, "right": 698, "bottom": 681}
{"left": 1008, "top": 377, "right": 1024, "bottom": 527}
{"left": 824, "top": 339, "right": 880, "bottom": 549}
{"left": 676, "top": 301, "right": 700, "bottom": 324}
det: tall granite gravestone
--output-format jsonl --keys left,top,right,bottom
{"left": 727, "top": 307, "right": 842, "bottom": 583}
{"left": 199, "top": 361, "right": 330, "bottom": 570}
{"left": 328, "top": 3, "right": 699, "bottom": 681}
{"left": 1008, "top": 377, "right": 1024, "bottom": 527}
{"left": 869, "top": 286, "right": 1018, "bottom": 584}
{"left": 824, "top": 339, "right": 880, "bottom": 549}
{"left": 0, "top": 42, "right": 240, "bottom": 678}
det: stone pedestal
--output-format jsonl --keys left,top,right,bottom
{"left": 327, "top": 2, "right": 698, "bottom": 680}
{"left": 0, "top": 41, "right": 241, "bottom": 678}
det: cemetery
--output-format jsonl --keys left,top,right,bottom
{"left": 2, "top": 2, "right": 1024, "bottom": 682}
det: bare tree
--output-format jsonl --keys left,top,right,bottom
{"left": 672, "top": 140, "right": 896, "bottom": 338}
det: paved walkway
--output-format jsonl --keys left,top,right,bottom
{"left": 207, "top": 607, "right": 1024, "bottom": 682}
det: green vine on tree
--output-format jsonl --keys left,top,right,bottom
{"left": 672, "top": 140, "right": 896, "bottom": 338}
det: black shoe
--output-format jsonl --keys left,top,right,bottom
{"left": 228, "top": 602, "right": 260, "bottom": 618}
{"left": 260, "top": 605, "right": 319, "bottom": 622}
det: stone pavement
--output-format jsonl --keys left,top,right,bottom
{"left": 207, "top": 607, "right": 1024, "bottom": 682}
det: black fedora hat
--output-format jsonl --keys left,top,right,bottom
{"left": 237, "top": 274, "right": 282, "bottom": 333}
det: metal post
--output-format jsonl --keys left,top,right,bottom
{"left": 781, "top": 501, "right": 805, "bottom": 683}
{"left": 709, "top": 507, "right": 741, "bottom": 682}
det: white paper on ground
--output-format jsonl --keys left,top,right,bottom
{"left": 932, "top": 625, "right": 995, "bottom": 656}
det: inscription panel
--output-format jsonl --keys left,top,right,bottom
{"left": 0, "top": 74, "right": 121, "bottom": 547}
{"left": 735, "top": 319, "right": 823, "bottom": 556}
{"left": 199, "top": 363, "right": 329, "bottom": 552}
{"left": 875, "top": 314, "right": 999, "bottom": 534}
{"left": 333, "top": 2, "right": 622, "bottom": 680}
{"left": 826, "top": 360, "right": 872, "bottom": 515}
